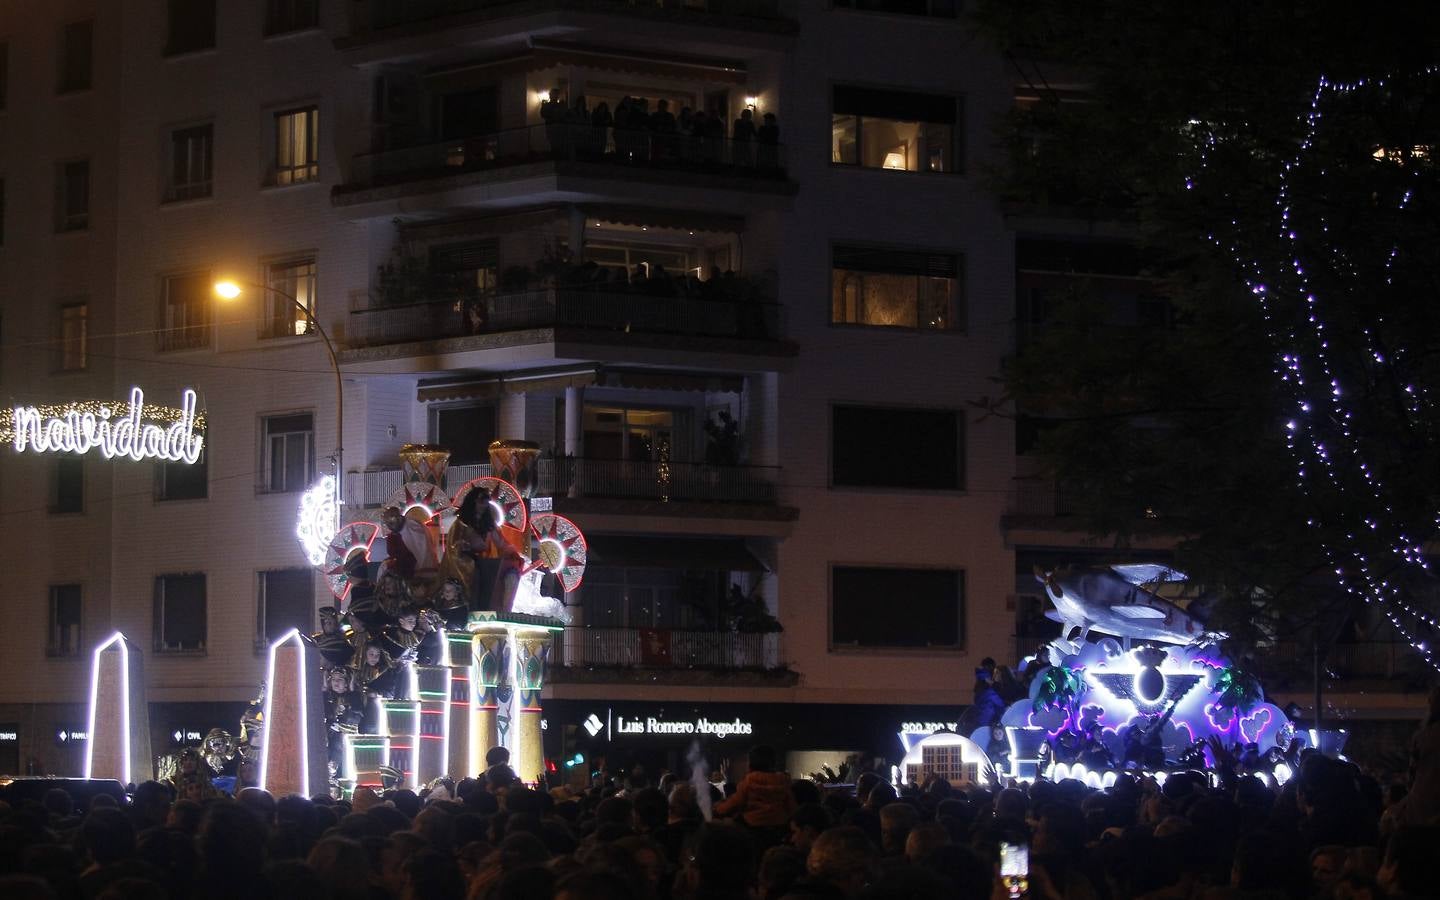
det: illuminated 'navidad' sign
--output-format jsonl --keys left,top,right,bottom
{"left": 7, "top": 387, "right": 205, "bottom": 464}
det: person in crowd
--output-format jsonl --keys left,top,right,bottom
{"left": 733, "top": 108, "right": 756, "bottom": 165}
{"left": 714, "top": 746, "right": 796, "bottom": 848}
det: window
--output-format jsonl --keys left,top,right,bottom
{"left": 430, "top": 404, "right": 496, "bottom": 466}
{"left": 47, "top": 585, "right": 83, "bottom": 657}
{"left": 56, "top": 160, "right": 89, "bottom": 231}
{"left": 832, "top": 86, "right": 960, "bottom": 173}
{"left": 166, "top": 0, "right": 216, "bottom": 56}
{"left": 832, "top": 245, "right": 963, "bottom": 330}
{"left": 51, "top": 457, "right": 84, "bottom": 513}
{"left": 0, "top": 42, "right": 8, "bottom": 110}
{"left": 832, "top": 0, "right": 958, "bottom": 18}
{"left": 0, "top": 178, "right": 6, "bottom": 246}
{"left": 59, "top": 303, "right": 87, "bottom": 370}
{"left": 271, "top": 107, "right": 319, "bottom": 185}
{"left": 429, "top": 241, "right": 499, "bottom": 297}
{"left": 262, "top": 413, "right": 314, "bottom": 492}
{"left": 154, "top": 573, "right": 207, "bottom": 653}
{"left": 166, "top": 124, "right": 213, "bottom": 201}
{"left": 264, "top": 257, "right": 316, "bottom": 337}
{"left": 58, "top": 20, "right": 93, "bottom": 93}
{"left": 257, "top": 568, "right": 314, "bottom": 647}
{"left": 583, "top": 406, "right": 693, "bottom": 463}
{"left": 156, "top": 449, "right": 208, "bottom": 501}
{"left": 832, "top": 404, "right": 964, "bottom": 490}
{"left": 580, "top": 566, "right": 726, "bottom": 629}
{"left": 831, "top": 565, "right": 964, "bottom": 650}
{"left": 265, "top": 0, "right": 319, "bottom": 35}
{"left": 158, "top": 272, "right": 211, "bottom": 351}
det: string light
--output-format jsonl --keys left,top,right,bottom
{"left": 1194, "top": 68, "right": 1440, "bottom": 671}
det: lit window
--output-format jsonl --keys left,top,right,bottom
{"left": 159, "top": 271, "right": 211, "bottom": 351}
{"left": 154, "top": 573, "right": 207, "bottom": 653}
{"left": 264, "top": 257, "right": 317, "bottom": 337}
{"left": 48, "top": 585, "right": 83, "bottom": 657}
{"left": 832, "top": 86, "right": 960, "bottom": 173}
{"left": 272, "top": 107, "right": 319, "bottom": 185}
{"left": 262, "top": 412, "right": 314, "bottom": 493}
{"left": 831, "top": 245, "right": 963, "bottom": 330}
{"left": 166, "top": 124, "right": 213, "bottom": 201}
{"left": 59, "top": 303, "right": 88, "bottom": 370}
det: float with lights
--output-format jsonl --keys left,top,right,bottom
{"left": 900, "top": 564, "right": 1312, "bottom": 790}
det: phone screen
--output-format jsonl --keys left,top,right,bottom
{"left": 1000, "top": 842, "right": 1029, "bottom": 899}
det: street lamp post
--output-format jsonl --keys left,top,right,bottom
{"left": 214, "top": 279, "right": 344, "bottom": 508}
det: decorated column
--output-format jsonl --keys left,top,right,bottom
{"left": 470, "top": 623, "right": 510, "bottom": 774}
{"left": 85, "top": 633, "right": 151, "bottom": 785}
{"left": 512, "top": 626, "right": 555, "bottom": 785}
{"left": 259, "top": 630, "right": 329, "bottom": 798}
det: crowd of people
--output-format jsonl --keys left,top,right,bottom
{"left": 538, "top": 90, "right": 782, "bottom": 169}
{"left": 2, "top": 688, "right": 1438, "bottom": 900}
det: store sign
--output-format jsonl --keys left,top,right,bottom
{"left": 900, "top": 721, "right": 958, "bottom": 735}
{"left": 0, "top": 725, "right": 18, "bottom": 742}
{"left": 55, "top": 727, "right": 88, "bottom": 746}
{"left": 171, "top": 729, "right": 204, "bottom": 744}
{"left": 8, "top": 387, "right": 204, "bottom": 464}
{"left": 614, "top": 715, "right": 753, "bottom": 739}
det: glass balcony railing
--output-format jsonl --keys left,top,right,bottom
{"left": 556, "top": 626, "right": 786, "bottom": 671}
{"left": 351, "top": 457, "right": 780, "bottom": 508}
{"left": 355, "top": 0, "right": 788, "bottom": 33}
{"left": 346, "top": 287, "right": 782, "bottom": 348}
{"left": 343, "top": 123, "right": 787, "bottom": 193}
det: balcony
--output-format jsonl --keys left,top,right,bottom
{"left": 344, "top": 0, "right": 796, "bottom": 48}
{"left": 346, "top": 287, "right": 782, "bottom": 351}
{"left": 334, "top": 124, "right": 791, "bottom": 209}
{"left": 156, "top": 325, "right": 211, "bottom": 353}
{"left": 553, "top": 626, "right": 795, "bottom": 686}
{"left": 351, "top": 457, "right": 780, "bottom": 508}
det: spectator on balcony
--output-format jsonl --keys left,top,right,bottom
{"left": 704, "top": 110, "right": 726, "bottom": 164}
{"left": 541, "top": 87, "right": 568, "bottom": 155}
{"left": 566, "top": 96, "right": 590, "bottom": 159}
{"left": 733, "top": 108, "right": 756, "bottom": 166}
{"left": 757, "top": 113, "right": 780, "bottom": 169}
{"left": 678, "top": 107, "right": 698, "bottom": 161}
{"left": 590, "top": 102, "right": 613, "bottom": 157}
{"left": 651, "top": 99, "right": 677, "bottom": 162}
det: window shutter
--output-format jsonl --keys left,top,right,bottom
{"left": 834, "top": 245, "right": 958, "bottom": 278}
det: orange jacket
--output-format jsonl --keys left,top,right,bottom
{"left": 714, "top": 770, "right": 795, "bottom": 827}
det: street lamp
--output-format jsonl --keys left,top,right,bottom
{"left": 213, "top": 279, "right": 345, "bottom": 508}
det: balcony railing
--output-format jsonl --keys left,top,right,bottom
{"left": 351, "top": 457, "right": 778, "bottom": 508}
{"left": 557, "top": 626, "right": 785, "bottom": 670}
{"left": 347, "top": 287, "right": 782, "bottom": 348}
{"left": 357, "top": 0, "right": 786, "bottom": 32}
{"left": 346, "top": 124, "right": 787, "bottom": 192}
{"left": 156, "top": 325, "right": 212, "bottom": 353}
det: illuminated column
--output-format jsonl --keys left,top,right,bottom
{"left": 445, "top": 632, "right": 475, "bottom": 778}
{"left": 85, "top": 633, "right": 150, "bottom": 785}
{"left": 512, "top": 626, "right": 554, "bottom": 785}
{"left": 413, "top": 665, "right": 452, "bottom": 786}
{"left": 259, "top": 630, "right": 329, "bottom": 798}
{"left": 399, "top": 443, "right": 451, "bottom": 487}
{"left": 470, "top": 624, "right": 509, "bottom": 774}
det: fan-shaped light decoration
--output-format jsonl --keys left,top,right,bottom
{"left": 323, "top": 522, "right": 380, "bottom": 600}
{"left": 451, "top": 476, "right": 527, "bottom": 533}
{"left": 296, "top": 476, "right": 340, "bottom": 566}
{"left": 528, "top": 514, "right": 588, "bottom": 593}
{"left": 383, "top": 482, "right": 451, "bottom": 522}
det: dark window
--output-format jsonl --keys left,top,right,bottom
{"left": 265, "top": 0, "right": 319, "bottom": 35}
{"left": 257, "top": 568, "right": 314, "bottom": 647}
{"left": 263, "top": 413, "right": 314, "bottom": 492}
{"left": 157, "top": 449, "right": 208, "bottom": 501}
{"left": 832, "top": 86, "right": 961, "bottom": 173}
{"left": 439, "top": 87, "right": 499, "bottom": 141}
{"left": 271, "top": 107, "right": 318, "bottom": 185}
{"left": 580, "top": 567, "right": 729, "bottom": 630}
{"left": 431, "top": 404, "right": 496, "bottom": 466}
{"left": 263, "top": 257, "right": 316, "bottom": 337}
{"left": 57, "top": 160, "right": 89, "bottom": 231}
{"left": 832, "top": 245, "right": 963, "bottom": 331}
{"left": 158, "top": 271, "right": 211, "bottom": 351}
{"left": 47, "top": 584, "right": 83, "bottom": 657}
{"left": 832, "top": 405, "right": 964, "bottom": 490}
{"left": 166, "top": 0, "right": 216, "bottom": 56}
{"left": 1, "top": 178, "right": 6, "bottom": 246}
{"left": 831, "top": 565, "right": 964, "bottom": 649}
{"left": 154, "top": 573, "right": 207, "bottom": 653}
{"left": 832, "top": 0, "right": 958, "bottom": 17}
{"left": 0, "top": 42, "right": 8, "bottom": 110}
{"left": 166, "top": 124, "right": 213, "bottom": 201}
{"left": 59, "top": 303, "right": 87, "bottom": 370}
{"left": 51, "top": 457, "right": 84, "bottom": 513}
{"left": 59, "top": 20, "right": 93, "bottom": 93}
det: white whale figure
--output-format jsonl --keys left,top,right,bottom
{"left": 1034, "top": 564, "right": 1224, "bottom": 646}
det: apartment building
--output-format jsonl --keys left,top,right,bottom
{"left": 5, "top": 0, "right": 1299, "bottom": 777}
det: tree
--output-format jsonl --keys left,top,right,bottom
{"left": 974, "top": 1, "right": 1440, "bottom": 660}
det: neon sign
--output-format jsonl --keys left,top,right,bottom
{"left": 8, "top": 387, "right": 204, "bottom": 464}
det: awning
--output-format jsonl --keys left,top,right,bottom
{"left": 598, "top": 369, "right": 744, "bottom": 394}
{"left": 426, "top": 41, "right": 747, "bottom": 91}
{"left": 580, "top": 205, "right": 745, "bottom": 234}
{"left": 418, "top": 367, "right": 743, "bottom": 402}
{"left": 585, "top": 536, "right": 768, "bottom": 572}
